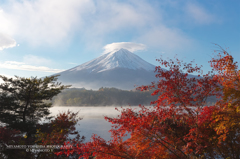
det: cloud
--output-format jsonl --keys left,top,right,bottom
{"left": 185, "top": 3, "right": 215, "bottom": 24}
{"left": 0, "top": 0, "right": 214, "bottom": 52}
{"left": 0, "top": 33, "right": 16, "bottom": 50}
{"left": 0, "top": 0, "right": 95, "bottom": 45}
{"left": 85, "top": 1, "right": 157, "bottom": 35}
{"left": 5, "top": 61, "right": 25, "bottom": 65}
{"left": 137, "top": 25, "right": 193, "bottom": 51}
{"left": 0, "top": 61, "right": 64, "bottom": 73}
{"left": 103, "top": 42, "right": 146, "bottom": 53}
{"left": 0, "top": 0, "right": 157, "bottom": 47}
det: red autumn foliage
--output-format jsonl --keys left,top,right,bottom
{"left": 56, "top": 46, "right": 240, "bottom": 158}
{"left": 0, "top": 126, "right": 21, "bottom": 144}
{"left": 0, "top": 127, "right": 24, "bottom": 158}
{"left": 36, "top": 110, "right": 83, "bottom": 145}
{"left": 36, "top": 110, "right": 85, "bottom": 158}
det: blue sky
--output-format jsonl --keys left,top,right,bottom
{"left": 0, "top": 0, "right": 239, "bottom": 78}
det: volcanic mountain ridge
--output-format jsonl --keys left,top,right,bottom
{"left": 54, "top": 48, "right": 160, "bottom": 90}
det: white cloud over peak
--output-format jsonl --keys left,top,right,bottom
{"left": 0, "top": 33, "right": 16, "bottom": 50}
{"left": 103, "top": 42, "right": 146, "bottom": 53}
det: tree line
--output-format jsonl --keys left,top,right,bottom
{"left": 52, "top": 87, "right": 158, "bottom": 106}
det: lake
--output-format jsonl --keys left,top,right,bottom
{"left": 49, "top": 106, "right": 141, "bottom": 142}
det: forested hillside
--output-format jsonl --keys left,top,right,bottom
{"left": 52, "top": 87, "right": 158, "bottom": 106}
{"left": 52, "top": 87, "right": 217, "bottom": 106}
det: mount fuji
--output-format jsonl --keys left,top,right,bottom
{"left": 54, "top": 49, "right": 160, "bottom": 90}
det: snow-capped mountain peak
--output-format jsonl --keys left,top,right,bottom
{"left": 69, "top": 48, "right": 155, "bottom": 73}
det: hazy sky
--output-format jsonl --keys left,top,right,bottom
{"left": 0, "top": 0, "right": 239, "bottom": 78}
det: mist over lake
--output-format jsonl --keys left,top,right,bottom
{"left": 49, "top": 106, "right": 142, "bottom": 142}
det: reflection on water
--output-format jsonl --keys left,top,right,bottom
{"left": 49, "top": 106, "right": 140, "bottom": 142}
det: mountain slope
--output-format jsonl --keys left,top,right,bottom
{"left": 67, "top": 48, "right": 155, "bottom": 73}
{"left": 54, "top": 49, "right": 159, "bottom": 90}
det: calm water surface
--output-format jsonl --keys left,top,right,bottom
{"left": 49, "top": 106, "right": 142, "bottom": 142}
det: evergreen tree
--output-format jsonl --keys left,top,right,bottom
{"left": 0, "top": 75, "right": 70, "bottom": 136}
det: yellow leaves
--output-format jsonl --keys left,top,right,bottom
{"left": 228, "top": 103, "right": 232, "bottom": 108}
{"left": 209, "top": 51, "right": 240, "bottom": 146}
{"left": 215, "top": 87, "right": 220, "bottom": 91}
{"left": 236, "top": 106, "right": 240, "bottom": 113}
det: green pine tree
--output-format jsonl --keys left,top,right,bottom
{"left": 0, "top": 75, "right": 70, "bottom": 136}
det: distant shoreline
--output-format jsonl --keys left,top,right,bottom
{"left": 52, "top": 105, "right": 151, "bottom": 107}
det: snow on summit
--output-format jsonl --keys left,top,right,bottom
{"left": 69, "top": 48, "right": 155, "bottom": 73}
